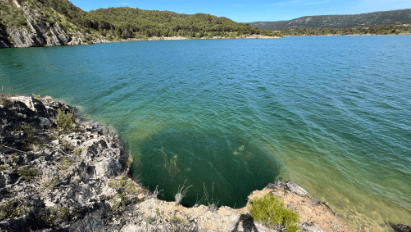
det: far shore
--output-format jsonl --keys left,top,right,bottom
{"left": 108, "top": 34, "right": 282, "bottom": 43}
{"left": 100, "top": 33, "right": 411, "bottom": 45}
{"left": 283, "top": 32, "right": 411, "bottom": 37}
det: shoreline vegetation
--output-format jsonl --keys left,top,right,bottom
{"left": 109, "top": 34, "right": 281, "bottom": 43}
{"left": 274, "top": 23, "right": 411, "bottom": 37}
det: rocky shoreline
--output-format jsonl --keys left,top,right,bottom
{"left": 0, "top": 94, "right": 408, "bottom": 232}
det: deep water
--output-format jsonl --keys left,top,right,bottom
{"left": 0, "top": 36, "right": 410, "bottom": 231}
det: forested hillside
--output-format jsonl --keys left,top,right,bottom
{"left": 85, "top": 7, "right": 258, "bottom": 39}
{"left": 276, "top": 23, "right": 411, "bottom": 36}
{"left": 28, "top": 0, "right": 263, "bottom": 38}
{"left": 0, "top": 0, "right": 278, "bottom": 48}
{"left": 250, "top": 9, "right": 411, "bottom": 30}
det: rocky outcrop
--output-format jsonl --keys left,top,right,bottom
{"left": 0, "top": 0, "right": 108, "bottom": 49}
{"left": 0, "top": 94, "right": 354, "bottom": 231}
{"left": 394, "top": 224, "right": 411, "bottom": 232}
{"left": 0, "top": 94, "right": 131, "bottom": 231}
{"left": 0, "top": 22, "right": 12, "bottom": 48}
{"left": 7, "top": 19, "right": 81, "bottom": 48}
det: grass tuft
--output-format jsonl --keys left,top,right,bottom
{"left": 32, "top": 93, "right": 41, "bottom": 99}
{"left": 15, "top": 167, "right": 41, "bottom": 179}
{"left": 44, "top": 178, "right": 59, "bottom": 189}
{"left": 249, "top": 193, "right": 299, "bottom": 232}
{"left": 174, "top": 180, "right": 192, "bottom": 205}
{"left": 195, "top": 182, "right": 219, "bottom": 209}
{"left": 47, "top": 133, "right": 58, "bottom": 141}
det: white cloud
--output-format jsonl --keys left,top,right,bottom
{"left": 304, "top": 1, "right": 330, "bottom": 5}
{"left": 266, "top": 0, "right": 300, "bottom": 7}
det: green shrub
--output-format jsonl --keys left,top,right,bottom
{"left": 15, "top": 167, "right": 40, "bottom": 179}
{"left": 0, "top": 199, "right": 26, "bottom": 220}
{"left": 0, "top": 97, "right": 14, "bottom": 108}
{"left": 47, "top": 18, "right": 56, "bottom": 26}
{"left": 60, "top": 157, "right": 72, "bottom": 164}
{"left": 32, "top": 93, "right": 41, "bottom": 99}
{"left": 249, "top": 193, "right": 299, "bottom": 232}
{"left": 47, "top": 133, "right": 58, "bottom": 140}
{"left": 44, "top": 178, "right": 58, "bottom": 189}
{"left": 14, "top": 123, "right": 45, "bottom": 151}
{"left": 60, "top": 139, "right": 73, "bottom": 152}
{"left": 74, "top": 148, "right": 81, "bottom": 155}
{"left": 57, "top": 108, "right": 73, "bottom": 131}
{"left": 60, "top": 207, "right": 70, "bottom": 221}
{"left": 0, "top": 164, "right": 10, "bottom": 171}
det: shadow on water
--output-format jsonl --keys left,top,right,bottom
{"left": 133, "top": 129, "right": 282, "bottom": 208}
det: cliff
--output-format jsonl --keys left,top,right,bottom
{"left": 0, "top": 0, "right": 108, "bottom": 48}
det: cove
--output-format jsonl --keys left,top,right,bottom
{"left": 135, "top": 129, "right": 281, "bottom": 208}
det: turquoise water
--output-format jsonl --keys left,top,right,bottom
{"left": 1, "top": 36, "right": 411, "bottom": 231}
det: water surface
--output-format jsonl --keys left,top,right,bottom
{"left": 1, "top": 36, "right": 410, "bottom": 231}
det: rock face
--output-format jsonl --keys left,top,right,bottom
{"left": 0, "top": 94, "right": 355, "bottom": 231}
{"left": 0, "top": 1, "right": 108, "bottom": 49}
{"left": 0, "top": 95, "right": 130, "bottom": 231}
{"left": 0, "top": 23, "right": 12, "bottom": 49}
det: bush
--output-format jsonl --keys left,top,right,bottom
{"left": 14, "top": 123, "right": 45, "bottom": 151}
{"left": 47, "top": 18, "right": 56, "bottom": 26}
{"left": 60, "top": 139, "right": 74, "bottom": 152}
{"left": 0, "top": 96, "right": 14, "bottom": 108}
{"left": 57, "top": 108, "right": 73, "bottom": 131}
{"left": 15, "top": 167, "right": 40, "bottom": 179}
{"left": 249, "top": 193, "right": 299, "bottom": 232}
{"left": 0, "top": 199, "right": 26, "bottom": 220}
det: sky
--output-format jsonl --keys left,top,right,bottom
{"left": 70, "top": 0, "right": 411, "bottom": 23}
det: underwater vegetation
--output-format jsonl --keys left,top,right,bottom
{"left": 135, "top": 129, "right": 282, "bottom": 208}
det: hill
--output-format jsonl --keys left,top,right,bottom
{"left": 249, "top": 9, "right": 411, "bottom": 30}
{"left": 0, "top": 0, "right": 269, "bottom": 49}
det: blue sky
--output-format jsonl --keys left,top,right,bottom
{"left": 70, "top": 0, "right": 411, "bottom": 23}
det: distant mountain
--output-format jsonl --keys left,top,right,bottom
{"left": 249, "top": 9, "right": 411, "bottom": 30}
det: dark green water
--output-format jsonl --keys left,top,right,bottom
{"left": 0, "top": 36, "right": 410, "bottom": 231}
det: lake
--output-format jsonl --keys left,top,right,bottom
{"left": 0, "top": 36, "right": 410, "bottom": 231}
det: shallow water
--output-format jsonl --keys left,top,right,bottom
{"left": 1, "top": 36, "right": 410, "bottom": 231}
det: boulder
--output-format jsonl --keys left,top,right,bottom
{"left": 394, "top": 224, "right": 411, "bottom": 232}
